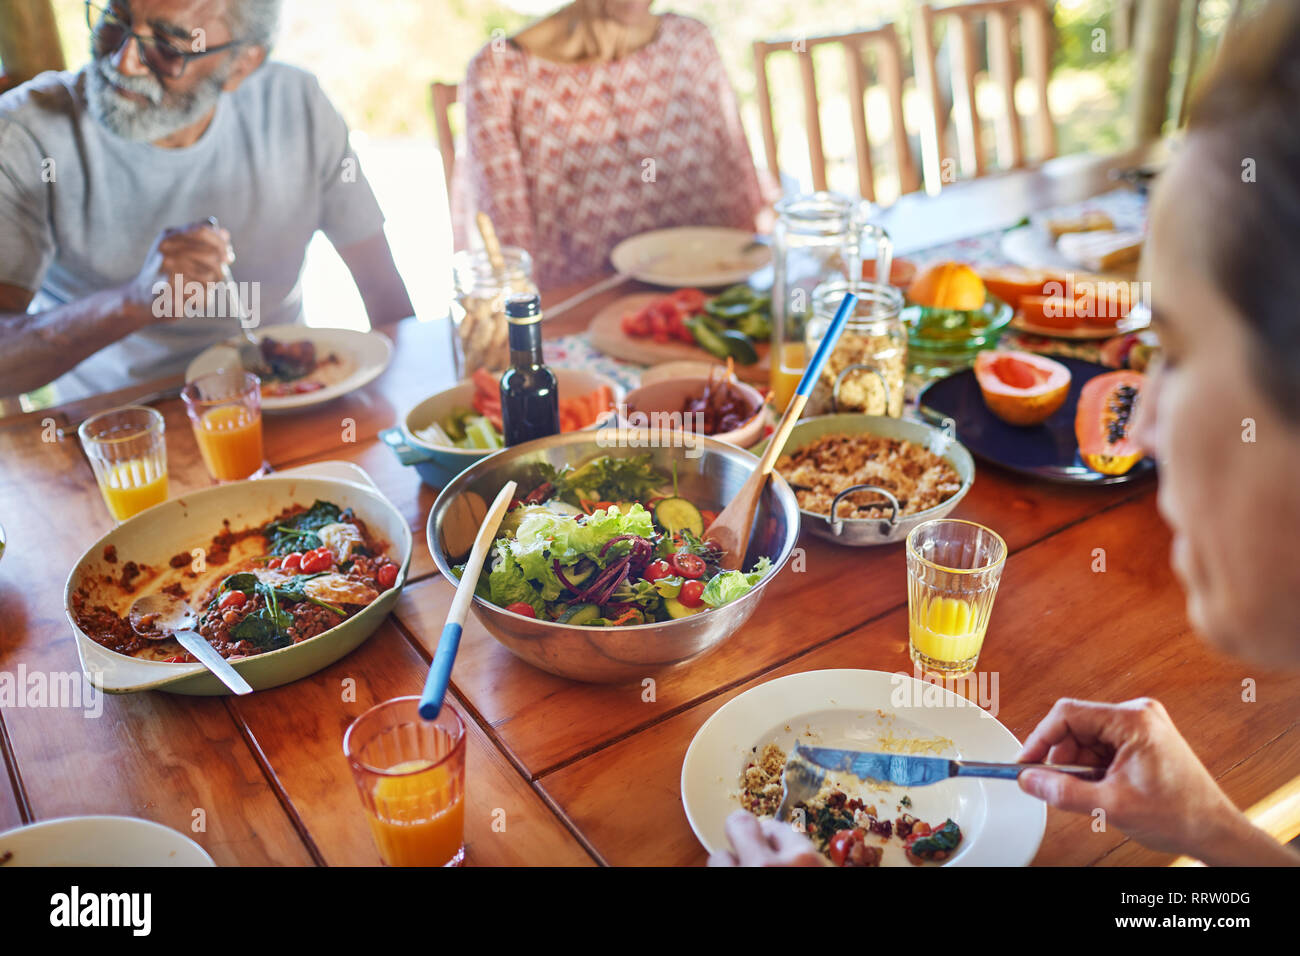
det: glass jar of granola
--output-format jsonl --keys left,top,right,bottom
{"left": 451, "top": 247, "right": 537, "bottom": 378}
{"left": 804, "top": 279, "right": 907, "bottom": 417}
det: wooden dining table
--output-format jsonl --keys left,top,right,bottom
{"left": 2, "top": 144, "right": 1297, "bottom": 868}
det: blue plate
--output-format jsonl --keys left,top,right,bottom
{"left": 917, "top": 357, "right": 1155, "bottom": 485}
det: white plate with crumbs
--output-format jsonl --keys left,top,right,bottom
{"left": 681, "top": 669, "right": 1045, "bottom": 866}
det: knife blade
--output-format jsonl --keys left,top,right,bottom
{"left": 796, "top": 744, "right": 1105, "bottom": 786}
{"left": 798, "top": 746, "right": 953, "bottom": 787}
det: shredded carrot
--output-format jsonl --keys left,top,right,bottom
{"left": 608, "top": 608, "right": 639, "bottom": 626}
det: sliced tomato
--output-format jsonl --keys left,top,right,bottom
{"left": 300, "top": 547, "right": 333, "bottom": 574}
{"left": 505, "top": 602, "right": 536, "bottom": 618}
{"left": 828, "top": 829, "right": 857, "bottom": 867}
{"left": 376, "top": 562, "right": 398, "bottom": 590}
{"left": 669, "top": 552, "right": 706, "bottom": 579}
{"left": 282, "top": 552, "right": 303, "bottom": 573}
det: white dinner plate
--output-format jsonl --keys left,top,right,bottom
{"left": 0, "top": 816, "right": 215, "bottom": 866}
{"left": 681, "top": 669, "right": 1046, "bottom": 866}
{"left": 610, "top": 227, "right": 771, "bottom": 288}
{"left": 185, "top": 326, "right": 393, "bottom": 412}
{"left": 998, "top": 223, "right": 1077, "bottom": 273}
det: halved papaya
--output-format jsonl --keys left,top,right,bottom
{"left": 1075, "top": 370, "right": 1145, "bottom": 474}
{"left": 975, "top": 350, "right": 1072, "bottom": 426}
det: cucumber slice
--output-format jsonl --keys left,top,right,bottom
{"left": 685, "top": 316, "right": 731, "bottom": 360}
{"left": 557, "top": 603, "right": 602, "bottom": 626}
{"left": 664, "top": 596, "right": 704, "bottom": 619}
{"left": 654, "top": 497, "right": 704, "bottom": 536}
{"left": 561, "top": 560, "right": 596, "bottom": 587}
{"left": 720, "top": 330, "right": 759, "bottom": 365}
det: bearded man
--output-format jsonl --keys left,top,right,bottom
{"left": 0, "top": 0, "right": 412, "bottom": 400}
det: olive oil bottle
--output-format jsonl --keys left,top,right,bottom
{"left": 499, "top": 293, "right": 560, "bottom": 446}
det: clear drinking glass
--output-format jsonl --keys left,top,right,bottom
{"left": 78, "top": 405, "right": 169, "bottom": 522}
{"left": 344, "top": 697, "right": 467, "bottom": 868}
{"left": 805, "top": 279, "right": 907, "bottom": 417}
{"left": 452, "top": 247, "right": 537, "bottom": 378}
{"left": 180, "top": 369, "right": 264, "bottom": 482}
{"left": 906, "top": 519, "right": 1007, "bottom": 678}
{"left": 769, "top": 193, "right": 892, "bottom": 413}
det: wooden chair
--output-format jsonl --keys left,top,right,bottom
{"left": 913, "top": 0, "right": 1057, "bottom": 192}
{"left": 752, "top": 24, "right": 920, "bottom": 203}
{"left": 430, "top": 81, "right": 460, "bottom": 193}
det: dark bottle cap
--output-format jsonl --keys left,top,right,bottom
{"left": 504, "top": 293, "right": 542, "bottom": 325}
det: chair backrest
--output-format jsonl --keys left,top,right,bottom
{"left": 913, "top": 0, "right": 1056, "bottom": 191}
{"left": 752, "top": 24, "right": 919, "bottom": 203}
{"left": 430, "top": 81, "right": 460, "bottom": 193}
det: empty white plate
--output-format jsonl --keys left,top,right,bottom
{"left": 610, "top": 227, "right": 771, "bottom": 288}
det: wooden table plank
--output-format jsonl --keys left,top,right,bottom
{"left": 536, "top": 491, "right": 1300, "bottom": 865}
{"left": 394, "top": 468, "right": 1154, "bottom": 776}
{"left": 0, "top": 423, "right": 315, "bottom": 864}
{"left": 0, "top": 748, "right": 25, "bottom": 833}
{"left": 226, "top": 620, "right": 595, "bottom": 866}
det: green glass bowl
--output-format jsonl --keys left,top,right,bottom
{"left": 903, "top": 294, "right": 1014, "bottom": 379}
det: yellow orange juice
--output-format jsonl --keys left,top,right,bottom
{"left": 769, "top": 342, "right": 806, "bottom": 413}
{"left": 909, "top": 596, "right": 987, "bottom": 674}
{"left": 193, "top": 404, "right": 263, "bottom": 481}
{"left": 96, "top": 459, "right": 168, "bottom": 521}
{"left": 366, "top": 759, "right": 465, "bottom": 867}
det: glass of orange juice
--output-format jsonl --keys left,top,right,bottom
{"left": 906, "top": 519, "right": 1007, "bottom": 678}
{"left": 78, "top": 405, "right": 169, "bottom": 522}
{"left": 344, "top": 697, "right": 467, "bottom": 867}
{"left": 181, "top": 370, "right": 265, "bottom": 482}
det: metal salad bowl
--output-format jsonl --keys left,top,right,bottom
{"left": 426, "top": 428, "right": 802, "bottom": 683}
{"left": 752, "top": 413, "right": 976, "bottom": 547}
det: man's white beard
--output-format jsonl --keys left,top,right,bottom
{"left": 85, "top": 56, "right": 226, "bottom": 143}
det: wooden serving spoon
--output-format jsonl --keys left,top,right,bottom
{"left": 704, "top": 292, "right": 859, "bottom": 569}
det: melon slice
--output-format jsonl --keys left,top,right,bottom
{"left": 975, "top": 351, "right": 1072, "bottom": 426}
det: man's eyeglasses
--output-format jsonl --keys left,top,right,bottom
{"left": 85, "top": 1, "right": 243, "bottom": 80}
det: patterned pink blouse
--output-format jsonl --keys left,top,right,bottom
{"left": 452, "top": 14, "right": 763, "bottom": 289}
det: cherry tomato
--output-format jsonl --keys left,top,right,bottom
{"left": 678, "top": 579, "right": 705, "bottom": 608}
{"left": 218, "top": 590, "right": 247, "bottom": 611}
{"left": 505, "top": 602, "right": 536, "bottom": 618}
{"left": 643, "top": 559, "right": 673, "bottom": 583}
{"left": 300, "top": 547, "right": 333, "bottom": 574}
{"left": 669, "top": 552, "right": 706, "bottom": 579}
{"left": 376, "top": 562, "right": 398, "bottom": 590}
{"left": 282, "top": 552, "right": 303, "bottom": 572}
{"left": 267, "top": 556, "right": 282, "bottom": 569}
{"left": 828, "top": 829, "right": 857, "bottom": 867}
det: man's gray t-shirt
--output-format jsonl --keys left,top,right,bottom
{"left": 0, "top": 62, "right": 386, "bottom": 400}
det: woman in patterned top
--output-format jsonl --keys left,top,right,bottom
{"left": 452, "top": 1, "right": 763, "bottom": 289}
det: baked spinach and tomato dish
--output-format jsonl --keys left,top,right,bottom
{"left": 458, "top": 454, "right": 773, "bottom": 626}
{"left": 71, "top": 500, "right": 401, "bottom": 663}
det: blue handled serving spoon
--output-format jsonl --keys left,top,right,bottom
{"left": 418, "top": 480, "right": 517, "bottom": 719}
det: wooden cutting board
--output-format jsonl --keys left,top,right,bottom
{"left": 586, "top": 293, "right": 771, "bottom": 385}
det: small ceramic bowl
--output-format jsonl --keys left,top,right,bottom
{"left": 621, "top": 376, "right": 767, "bottom": 449}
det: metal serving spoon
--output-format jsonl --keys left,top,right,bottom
{"left": 128, "top": 592, "right": 253, "bottom": 695}
{"left": 205, "top": 216, "right": 271, "bottom": 377}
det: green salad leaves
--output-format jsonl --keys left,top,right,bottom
{"left": 543, "top": 454, "right": 665, "bottom": 506}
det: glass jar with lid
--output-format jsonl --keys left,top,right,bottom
{"left": 769, "top": 193, "right": 891, "bottom": 412}
{"left": 451, "top": 247, "right": 538, "bottom": 378}
{"left": 804, "top": 279, "right": 907, "bottom": 418}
